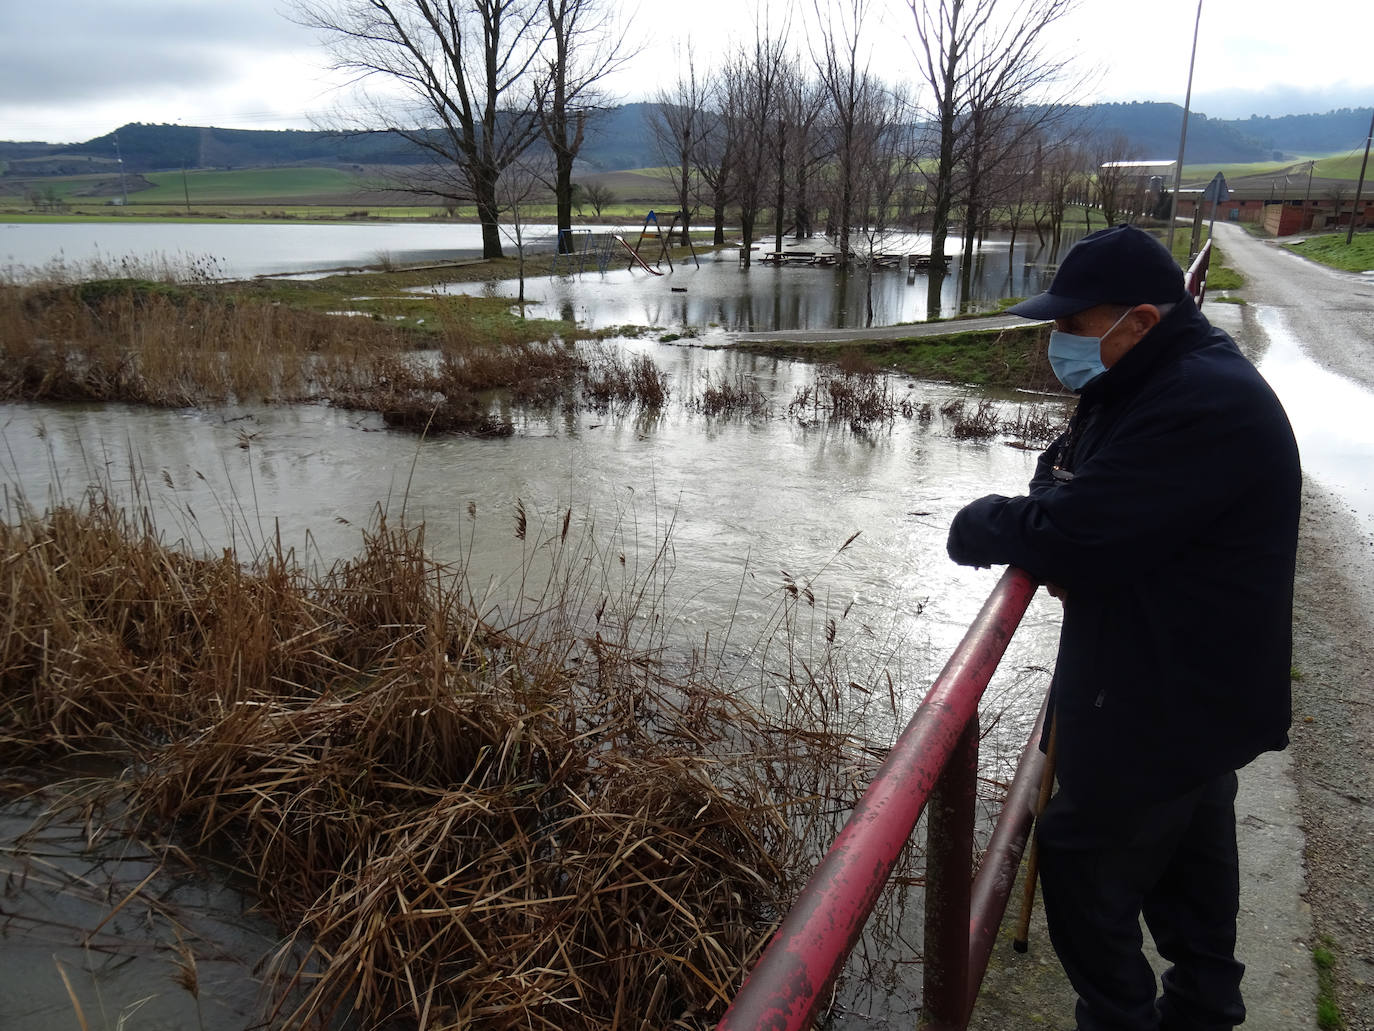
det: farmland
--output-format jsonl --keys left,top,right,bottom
{"left": 0, "top": 163, "right": 681, "bottom": 222}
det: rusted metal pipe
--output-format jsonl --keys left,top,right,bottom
{"left": 965, "top": 696, "right": 1051, "bottom": 1014}
{"left": 716, "top": 567, "right": 1038, "bottom": 1031}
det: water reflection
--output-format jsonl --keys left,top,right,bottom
{"left": 425, "top": 230, "right": 1082, "bottom": 331}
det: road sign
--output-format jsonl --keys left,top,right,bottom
{"left": 1203, "top": 173, "right": 1230, "bottom": 203}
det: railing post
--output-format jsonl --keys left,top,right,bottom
{"left": 715, "top": 568, "right": 1037, "bottom": 1031}
{"left": 921, "top": 715, "right": 979, "bottom": 1030}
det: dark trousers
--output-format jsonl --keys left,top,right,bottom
{"left": 1036, "top": 770, "right": 1245, "bottom": 1031}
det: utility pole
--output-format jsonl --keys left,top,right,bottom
{"left": 1166, "top": 0, "right": 1204, "bottom": 255}
{"left": 113, "top": 131, "right": 129, "bottom": 207}
{"left": 1345, "top": 107, "right": 1373, "bottom": 246}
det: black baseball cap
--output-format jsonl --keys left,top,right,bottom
{"left": 1007, "top": 224, "right": 1186, "bottom": 320}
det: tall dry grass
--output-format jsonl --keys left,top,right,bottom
{"left": 1, "top": 272, "right": 682, "bottom": 436}
{"left": 0, "top": 491, "right": 909, "bottom": 1029}
{"left": 1, "top": 275, "right": 423, "bottom": 406}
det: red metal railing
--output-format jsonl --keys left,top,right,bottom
{"left": 716, "top": 567, "right": 1044, "bottom": 1031}
{"left": 717, "top": 245, "right": 1210, "bottom": 1029}
{"left": 1186, "top": 238, "right": 1213, "bottom": 306}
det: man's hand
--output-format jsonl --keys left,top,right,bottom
{"left": 1045, "top": 583, "right": 1067, "bottom": 602}
{"left": 946, "top": 494, "right": 1010, "bottom": 568}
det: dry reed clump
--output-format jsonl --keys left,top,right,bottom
{"left": 938, "top": 398, "right": 1067, "bottom": 443}
{"left": 0, "top": 275, "right": 589, "bottom": 432}
{"left": 0, "top": 277, "right": 431, "bottom": 406}
{"left": 788, "top": 367, "right": 913, "bottom": 426}
{"left": 691, "top": 372, "right": 771, "bottom": 418}
{"left": 329, "top": 339, "right": 586, "bottom": 435}
{"left": 945, "top": 398, "right": 1001, "bottom": 439}
{"left": 0, "top": 497, "right": 872, "bottom": 1029}
{"left": 581, "top": 343, "right": 671, "bottom": 411}
{"left": 1000, "top": 403, "right": 1067, "bottom": 446}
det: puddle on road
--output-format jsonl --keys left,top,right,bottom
{"left": 1254, "top": 305, "right": 1374, "bottom": 540}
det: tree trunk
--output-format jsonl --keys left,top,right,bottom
{"left": 556, "top": 151, "right": 575, "bottom": 252}
{"left": 475, "top": 170, "right": 505, "bottom": 259}
{"left": 774, "top": 118, "right": 787, "bottom": 255}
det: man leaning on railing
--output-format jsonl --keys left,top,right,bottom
{"left": 946, "top": 225, "right": 1300, "bottom": 1031}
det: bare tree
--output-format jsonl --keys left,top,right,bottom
{"left": 769, "top": 57, "right": 804, "bottom": 256}
{"left": 721, "top": 27, "right": 790, "bottom": 268}
{"left": 789, "top": 75, "right": 831, "bottom": 241}
{"left": 497, "top": 156, "right": 554, "bottom": 308}
{"left": 1029, "top": 138, "right": 1085, "bottom": 258}
{"left": 851, "top": 84, "right": 919, "bottom": 324}
{"left": 812, "top": 0, "right": 880, "bottom": 261}
{"left": 295, "top": 0, "right": 549, "bottom": 259}
{"left": 582, "top": 179, "right": 615, "bottom": 216}
{"left": 695, "top": 96, "right": 739, "bottom": 246}
{"left": 1092, "top": 132, "right": 1137, "bottom": 227}
{"left": 907, "top": 0, "right": 1080, "bottom": 315}
{"left": 535, "top": 0, "right": 632, "bottom": 252}
{"left": 649, "top": 53, "right": 708, "bottom": 245}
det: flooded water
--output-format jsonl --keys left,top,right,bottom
{"left": 448, "top": 235, "right": 1068, "bottom": 330}
{"left": 0, "top": 339, "right": 1067, "bottom": 1028}
{"left": 0, "top": 220, "right": 569, "bottom": 280}
{"left": 4, "top": 219, "right": 1080, "bottom": 327}
{"left": 0, "top": 786, "right": 288, "bottom": 1031}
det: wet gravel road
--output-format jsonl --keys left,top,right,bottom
{"left": 1214, "top": 221, "right": 1374, "bottom": 1030}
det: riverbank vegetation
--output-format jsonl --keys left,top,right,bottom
{"left": 0, "top": 487, "right": 925, "bottom": 1029}
{"left": 739, "top": 322, "right": 1061, "bottom": 394}
{"left": 2, "top": 254, "right": 1071, "bottom": 437}
{"left": 0, "top": 260, "right": 680, "bottom": 433}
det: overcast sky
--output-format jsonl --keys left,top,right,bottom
{"left": 2, "top": 0, "right": 1370, "bottom": 145}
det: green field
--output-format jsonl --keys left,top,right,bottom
{"left": 140, "top": 166, "right": 365, "bottom": 204}
{"left": 1182, "top": 152, "right": 1369, "bottom": 183}
{"left": 1, "top": 155, "right": 1362, "bottom": 225}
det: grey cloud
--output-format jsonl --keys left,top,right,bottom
{"left": 0, "top": 1, "right": 316, "bottom": 104}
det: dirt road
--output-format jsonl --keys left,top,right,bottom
{"left": 1212, "top": 222, "right": 1374, "bottom": 387}
{"left": 1212, "top": 221, "right": 1374, "bottom": 1030}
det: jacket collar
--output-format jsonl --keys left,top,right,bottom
{"left": 1080, "top": 298, "right": 1209, "bottom": 403}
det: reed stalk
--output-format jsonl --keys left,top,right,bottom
{"left": 0, "top": 490, "right": 915, "bottom": 1029}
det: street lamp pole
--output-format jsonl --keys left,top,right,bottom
{"left": 1166, "top": 0, "right": 1204, "bottom": 255}
{"left": 1346, "top": 107, "right": 1373, "bottom": 246}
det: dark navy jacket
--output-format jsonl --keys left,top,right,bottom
{"left": 947, "top": 300, "right": 1300, "bottom": 805}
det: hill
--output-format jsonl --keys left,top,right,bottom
{"left": 2, "top": 103, "right": 1369, "bottom": 180}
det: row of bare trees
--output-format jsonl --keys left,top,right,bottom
{"left": 294, "top": 0, "right": 1142, "bottom": 307}
{"left": 293, "top": 0, "right": 632, "bottom": 259}
{"left": 643, "top": 0, "right": 1099, "bottom": 314}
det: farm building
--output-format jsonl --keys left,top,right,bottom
{"left": 1174, "top": 169, "right": 1370, "bottom": 235}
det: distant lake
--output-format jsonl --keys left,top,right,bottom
{"left": 0, "top": 220, "right": 567, "bottom": 279}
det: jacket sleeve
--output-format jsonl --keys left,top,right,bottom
{"left": 946, "top": 370, "right": 1282, "bottom": 588}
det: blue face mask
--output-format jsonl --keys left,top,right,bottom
{"left": 1047, "top": 309, "right": 1134, "bottom": 392}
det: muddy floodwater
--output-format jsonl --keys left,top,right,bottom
{"left": 0, "top": 337, "right": 1068, "bottom": 1028}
